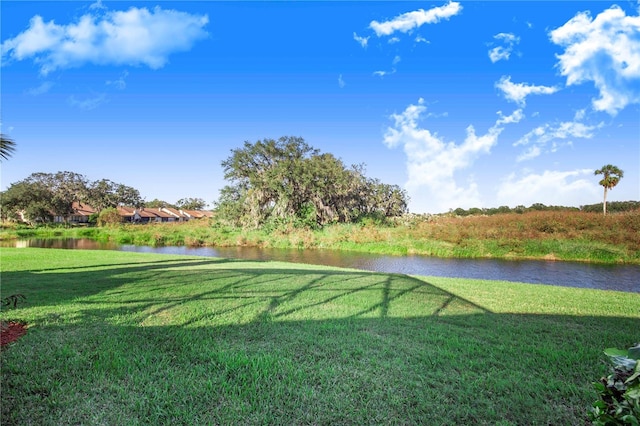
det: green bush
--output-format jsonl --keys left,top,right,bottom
{"left": 97, "top": 208, "right": 122, "bottom": 227}
{"left": 589, "top": 344, "right": 640, "bottom": 425}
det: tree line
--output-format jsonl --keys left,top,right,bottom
{"left": 0, "top": 171, "right": 207, "bottom": 224}
{"left": 448, "top": 201, "right": 639, "bottom": 217}
{"left": 1, "top": 133, "right": 628, "bottom": 225}
{"left": 0, "top": 136, "right": 409, "bottom": 227}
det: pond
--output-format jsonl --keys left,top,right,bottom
{"left": 3, "top": 238, "right": 639, "bottom": 293}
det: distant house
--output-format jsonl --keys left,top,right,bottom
{"left": 161, "top": 207, "right": 188, "bottom": 222}
{"left": 180, "top": 209, "right": 214, "bottom": 220}
{"left": 126, "top": 208, "right": 158, "bottom": 224}
{"left": 146, "top": 208, "right": 175, "bottom": 223}
{"left": 54, "top": 202, "right": 97, "bottom": 224}
{"left": 114, "top": 207, "right": 193, "bottom": 223}
{"left": 117, "top": 206, "right": 137, "bottom": 223}
{"left": 48, "top": 202, "right": 213, "bottom": 224}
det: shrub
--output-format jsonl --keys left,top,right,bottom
{"left": 97, "top": 208, "right": 122, "bottom": 227}
{"left": 589, "top": 344, "right": 640, "bottom": 425}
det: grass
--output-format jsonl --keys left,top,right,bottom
{"left": 1, "top": 248, "right": 639, "bottom": 425}
{"left": 2, "top": 210, "right": 639, "bottom": 264}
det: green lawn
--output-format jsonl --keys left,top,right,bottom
{"left": 1, "top": 248, "right": 638, "bottom": 425}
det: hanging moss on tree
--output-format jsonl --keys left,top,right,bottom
{"left": 216, "top": 136, "right": 408, "bottom": 228}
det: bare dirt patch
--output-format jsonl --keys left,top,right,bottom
{"left": 1, "top": 322, "right": 27, "bottom": 348}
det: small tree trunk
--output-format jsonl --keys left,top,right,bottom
{"left": 603, "top": 187, "right": 608, "bottom": 216}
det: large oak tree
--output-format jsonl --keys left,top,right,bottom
{"left": 216, "top": 136, "right": 408, "bottom": 227}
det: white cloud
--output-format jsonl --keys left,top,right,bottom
{"left": 383, "top": 99, "right": 522, "bottom": 213}
{"left": 373, "top": 69, "right": 396, "bottom": 77}
{"left": 373, "top": 57, "right": 401, "bottom": 78}
{"left": 425, "top": 111, "right": 449, "bottom": 119}
{"left": 369, "top": 1, "right": 462, "bottom": 37}
{"left": 495, "top": 75, "right": 558, "bottom": 106}
{"left": 488, "top": 47, "right": 509, "bottom": 63}
{"left": 388, "top": 37, "right": 401, "bottom": 44}
{"left": 514, "top": 120, "right": 601, "bottom": 161}
{"left": 415, "top": 35, "right": 429, "bottom": 44}
{"left": 488, "top": 32, "right": 520, "bottom": 63}
{"left": 495, "top": 32, "right": 518, "bottom": 43}
{"left": 516, "top": 146, "right": 542, "bottom": 162}
{"left": 25, "top": 81, "right": 54, "bottom": 95}
{"left": 68, "top": 93, "right": 107, "bottom": 110}
{"left": 106, "top": 70, "right": 128, "bottom": 90}
{"left": 89, "top": 0, "right": 106, "bottom": 10}
{"left": 1, "top": 7, "right": 209, "bottom": 75}
{"left": 353, "top": 32, "right": 369, "bottom": 48}
{"left": 497, "top": 169, "right": 599, "bottom": 207}
{"left": 338, "top": 74, "right": 345, "bottom": 88}
{"left": 496, "top": 108, "right": 524, "bottom": 125}
{"left": 549, "top": 5, "right": 640, "bottom": 115}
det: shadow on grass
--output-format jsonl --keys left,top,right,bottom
{"left": 0, "top": 257, "right": 243, "bottom": 306}
{"left": 2, "top": 257, "right": 492, "bottom": 321}
{"left": 2, "top": 312, "right": 637, "bottom": 425}
{"left": 1, "top": 254, "right": 639, "bottom": 425}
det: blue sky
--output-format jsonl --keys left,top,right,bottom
{"left": 1, "top": 1, "right": 639, "bottom": 213}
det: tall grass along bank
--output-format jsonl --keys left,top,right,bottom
{"left": 1, "top": 248, "right": 639, "bottom": 425}
{"left": 2, "top": 210, "right": 639, "bottom": 264}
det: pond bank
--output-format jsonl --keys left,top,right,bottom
{"left": 4, "top": 238, "right": 639, "bottom": 292}
{"left": 2, "top": 210, "right": 639, "bottom": 264}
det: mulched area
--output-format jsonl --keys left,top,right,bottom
{"left": 1, "top": 322, "right": 27, "bottom": 348}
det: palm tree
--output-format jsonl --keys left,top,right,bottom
{"left": 594, "top": 164, "right": 624, "bottom": 215}
{"left": 0, "top": 134, "right": 17, "bottom": 161}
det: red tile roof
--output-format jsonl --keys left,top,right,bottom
{"left": 181, "top": 209, "right": 214, "bottom": 218}
{"left": 72, "top": 202, "right": 97, "bottom": 216}
{"left": 77, "top": 203, "right": 212, "bottom": 221}
{"left": 117, "top": 206, "right": 135, "bottom": 217}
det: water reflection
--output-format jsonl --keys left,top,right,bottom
{"left": 13, "top": 238, "right": 120, "bottom": 250}
{"left": 3, "top": 238, "right": 639, "bottom": 292}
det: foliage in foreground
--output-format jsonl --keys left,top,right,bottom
{"left": 1, "top": 248, "right": 639, "bottom": 425}
{"left": 0, "top": 133, "right": 17, "bottom": 161}
{"left": 590, "top": 344, "right": 640, "bottom": 425}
